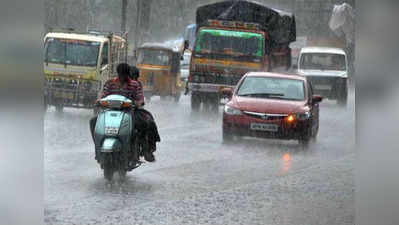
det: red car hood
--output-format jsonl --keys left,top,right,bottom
{"left": 232, "top": 96, "right": 307, "bottom": 114}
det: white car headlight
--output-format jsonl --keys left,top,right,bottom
{"left": 296, "top": 111, "right": 311, "bottom": 120}
{"left": 224, "top": 105, "right": 242, "bottom": 115}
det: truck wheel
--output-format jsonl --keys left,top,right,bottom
{"left": 191, "top": 93, "right": 200, "bottom": 112}
{"left": 337, "top": 82, "right": 348, "bottom": 107}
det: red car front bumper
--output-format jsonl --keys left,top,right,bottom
{"left": 223, "top": 113, "right": 310, "bottom": 140}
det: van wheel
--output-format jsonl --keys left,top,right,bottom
{"left": 337, "top": 81, "right": 348, "bottom": 107}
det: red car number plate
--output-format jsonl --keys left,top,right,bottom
{"left": 250, "top": 123, "right": 279, "bottom": 132}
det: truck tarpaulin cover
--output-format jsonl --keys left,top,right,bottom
{"left": 196, "top": 0, "right": 296, "bottom": 45}
{"left": 329, "top": 3, "right": 355, "bottom": 45}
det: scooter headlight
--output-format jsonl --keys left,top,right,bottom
{"left": 105, "top": 127, "right": 119, "bottom": 136}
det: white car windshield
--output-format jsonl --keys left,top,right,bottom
{"left": 300, "top": 53, "right": 346, "bottom": 71}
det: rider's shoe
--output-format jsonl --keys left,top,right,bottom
{"left": 144, "top": 150, "right": 155, "bottom": 162}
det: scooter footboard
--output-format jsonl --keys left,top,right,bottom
{"left": 101, "top": 138, "right": 122, "bottom": 153}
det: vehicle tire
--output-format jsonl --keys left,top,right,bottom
{"left": 337, "top": 81, "right": 348, "bottom": 107}
{"left": 191, "top": 92, "right": 200, "bottom": 112}
{"left": 298, "top": 138, "right": 310, "bottom": 149}
{"left": 299, "top": 129, "right": 311, "bottom": 149}
{"left": 223, "top": 128, "right": 233, "bottom": 143}
{"left": 118, "top": 169, "right": 126, "bottom": 181}
{"left": 103, "top": 154, "right": 114, "bottom": 182}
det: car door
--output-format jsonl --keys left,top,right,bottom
{"left": 308, "top": 81, "right": 320, "bottom": 134}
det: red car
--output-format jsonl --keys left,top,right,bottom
{"left": 222, "top": 72, "right": 323, "bottom": 147}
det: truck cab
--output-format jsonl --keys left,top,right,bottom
{"left": 187, "top": 0, "right": 296, "bottom": 112}
{"left": 297, "top": 47, "right": 348, "bottom": 106}
{"left": 43, "top": 30, "right": 127, "bottom": 112}
{"left": 188, "top": 20, "right": 291, "bottom": 112}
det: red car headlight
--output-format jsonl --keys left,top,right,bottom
{"left": 224, "top": 105, "right": 242, "bottom": 115}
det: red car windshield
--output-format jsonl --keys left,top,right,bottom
{"left": 237, "top": 77, "right": 305, "bottom": 101}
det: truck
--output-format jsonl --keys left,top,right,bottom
{"left": 43, "top": 29, "right": 128, "bottom": 113}
{"left": 186, "top": 0, "right": 296, "bottom": 112}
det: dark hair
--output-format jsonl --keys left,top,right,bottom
{"left": 129, "top": 66, "right": 140, "bottom": 80}
{"left": 117, "top": 63, "right": 130, "bottom": 77}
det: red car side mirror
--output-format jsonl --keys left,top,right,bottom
{"left": 312, "top": 95, "right": 323, "bottom": 104}
{"left": 221, "top": 88, "right": 233, "bottom": 99}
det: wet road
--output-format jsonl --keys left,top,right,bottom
{"left": 45, "top": 91, "right": 355, "bottom": 225}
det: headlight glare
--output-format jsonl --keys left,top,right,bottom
{"left": 224, "top": 105, "right": 242, "bottom": 115}
{"left": 296, "top": 111, "right": 311, "bottom": 120}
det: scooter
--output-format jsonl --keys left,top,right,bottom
{"left": 93, "top": 94, "right": 143, "bottom": 181}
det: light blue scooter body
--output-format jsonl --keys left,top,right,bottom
{"left": 93, "top": 95, "right": 134, "bottom": 163}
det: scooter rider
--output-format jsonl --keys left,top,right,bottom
{"left": 90, "top": 63, "right": 157, "bottom": 162}
{"left": 129, "top": 66, "right": 161, "bottom": 156}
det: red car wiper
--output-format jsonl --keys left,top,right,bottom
{"left": 238, "top": 93, "right": 284, "bottom": 97}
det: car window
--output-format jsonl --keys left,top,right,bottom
{"left": 237, "top": 76, "right": 305, "bottom": 101}
{"left": 300, "top": 53, "right": 346, "bottom": 71}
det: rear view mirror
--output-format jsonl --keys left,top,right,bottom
{"left": 221, "top": 88, "right": 233, "bottom": 99}
{"left": 312, "top": 95, "right": 323, "bottom": 104}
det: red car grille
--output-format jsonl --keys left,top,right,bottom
{"left": 243, "top": 111, "right": 288, "bottom": 121}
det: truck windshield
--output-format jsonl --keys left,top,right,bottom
{"left": 300, "top": 53, "right": 346, "bottom": 71}
{"left": 45, "top": 38, "right": 100, "bottom": 67}
{"left": 195, "top": 29, "right": 263, "bottom": 57}
{"left": 237, "top": 77, "right": 305, "bottom": 101}
{"left": 137, "top": 49, "right": 169, "bottom": 66}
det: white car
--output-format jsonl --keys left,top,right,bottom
{"left": 297, "top": 47, "right": 348, "bottom": 106}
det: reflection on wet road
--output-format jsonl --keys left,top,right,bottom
{"left": 45, "top": 91, "right": 355, "bottom": 225}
